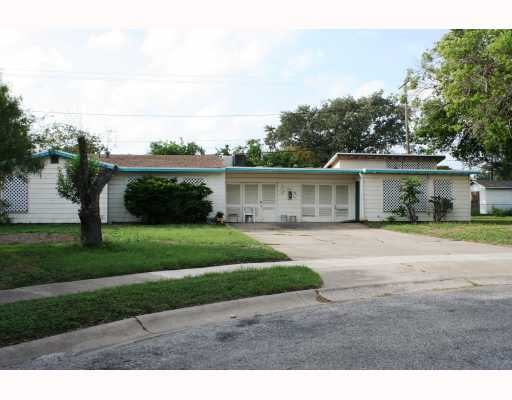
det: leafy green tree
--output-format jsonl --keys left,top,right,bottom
{"left": 264, "top": 92, "right": 405, "bottom": 166}
{"left": 414, "top": 29, "right": 512, "bottom": 179}
{"left": 149, "top": 138, "right": 205, "bottom": 155}
{"left": 0, "top": 83, "right": 42, "bottom": 184}
{"left": 32, "top": 122, "right": 107, "bottom": 154}
{"left": 215, "top": 144, "right": 232, "bottom": 156}
{"left": 393, "top": 177, "right": 422, "bottom": 223}
{"left": 57, "top": 136, "right": 116, "bottom": 246}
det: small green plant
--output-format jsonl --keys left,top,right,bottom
{"left": 385, "top": 215, "right": 396, "bottom": 223}
{"left": 124, "top": 176, "right": 213, "bottom": 224}
{"left": 429, "top": 195, "right": 453, "bottom": 222}
{"left": 0, "top": 198, "right": 10, "bottom": 224}
{"left": 392, "top": 177, "right": 422, "bottom": 223}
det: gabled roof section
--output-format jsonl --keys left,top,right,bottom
{"left": 476, "top": 180, "right": 512, "bottom": 189}
{"left": 324, "top": 152, "right": 446, "bottom": 168}
{"left": 32, "top": 150, "right": 225, "bottom": 173}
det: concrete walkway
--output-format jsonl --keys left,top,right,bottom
{"left": 3, "top": 251, "right": 512, "bottom": 304}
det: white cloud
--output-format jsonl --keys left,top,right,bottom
{"left": 353, "top": 80, "right": 386, "bottom": 97}
{"left": 282, "top": 48, "right": 324, "bottom": 78}
{"left": 87, "top": 30, "right": 127, "bottom": 49}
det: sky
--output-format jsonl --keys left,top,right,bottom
{"left": 0, "top": 29, "right": 447, "bottom": 155}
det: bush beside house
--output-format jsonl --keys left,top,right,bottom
{"left": 124, "top": 176, "right": 213, "bottom": 224}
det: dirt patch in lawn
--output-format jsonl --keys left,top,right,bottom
{"left": 0, "top": 233, "right": 75, "bottom": 245}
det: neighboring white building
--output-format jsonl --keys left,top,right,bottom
{"left": 1, "top": 150, "right": 474, "bottom": 223}
{"left": 470, "top": 180, "right": 512, "bottom": 214}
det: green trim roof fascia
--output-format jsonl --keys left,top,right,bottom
{"left": 225, "top": 167, "right": 360, "bottom": 174}
{"left": 362, "top": 168, "right": 477, "bottom": 176}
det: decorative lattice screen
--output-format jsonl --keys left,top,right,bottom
{"left": 1, "top": 176, "right": 29, "bottom": 213}
{"left": 181, "top": 176, "right": 206, "bottom": 186}
{"left": 127, "top": 176, "right": 139, "bottom": 185}
{"left": 417, "top": 178, "right": 428, "bottom": 212}
{"left": 433, "top": 179, "right": 453, "bottom": 199}
{"left": 386, "top": 160, "right": 438, "bottom": 169}
{"left": 386, "top": 160, "right": 403, "bottom": 169}
{"left": 383, "top": 179, "right": 401, "bottom": 212}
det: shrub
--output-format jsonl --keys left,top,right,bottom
{"left": 491, "top": 207, "right": 512, "bottom": 217}
{"left": 392, "top": 177, "right": 422, "bottom": 223}
{"left": 0, "top": 198, "right": 10, "bottom": 224}
{"left": 429, "top": 195, "right": 453, "bottom": 222}
{"left": 124, "top": 176, "right": 213, "bottom": 224}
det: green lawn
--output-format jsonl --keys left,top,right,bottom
{"left": 371, "top": 216, "right": 512, "bottom": 246}
{"left": 0, "top": 224, "right": 288, "bottom": 290}
{"left": 0, "top": 266, "right": 321, "bottom": 347}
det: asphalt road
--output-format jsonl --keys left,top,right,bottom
{"left": 21, "top": 285, "right": 512, "bottom": 369}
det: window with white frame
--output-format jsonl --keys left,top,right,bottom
{"left": 1, "top": 176, "right": 29, "bottom": 213}
{"left": 382, "top": 179, "right": 401, "bottom": 212}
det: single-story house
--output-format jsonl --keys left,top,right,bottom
{"left": 1, "top": 150, "right": 474, "bottom": 223}
{"left": 470, "top": 180, "right": 512, "bottom": 214}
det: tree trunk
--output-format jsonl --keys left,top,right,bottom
{"left": 79, "top": 192, "right": 103, "bottom": 246}
{"left": 77, "top": 136, "right": 116, "bottom": 247}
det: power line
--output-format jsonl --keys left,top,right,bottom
{"left": 31, "top": 110, "right": 281, "bottom": 119}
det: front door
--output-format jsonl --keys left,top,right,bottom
{"left": 334, "top": 184, "right": 349, "bottom": 221}
{"left": 243, "top": 184, "right": 259, "bottom": 222}
{"left": 261, "top": 184, "right": 277, "bottom": 221}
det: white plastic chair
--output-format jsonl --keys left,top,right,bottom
{"left": 243, "top": 207, "right": 256, "bottom": 223}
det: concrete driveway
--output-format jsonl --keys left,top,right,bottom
{"left": 236, "top": 223, "right": 512, "bottom": 289}
{"left": 236, "top": 222, "right": 511, "bottom": 260}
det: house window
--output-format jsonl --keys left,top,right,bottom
{"left": 382, "top": 179, "right": 401, "bottom": 212}
{"left": 1, "top": 176, "right": 29, "bottom": 213}
{"left": 433, "top": 179, "right": 453, "bottom": 199}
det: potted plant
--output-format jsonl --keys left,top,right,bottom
{"left": 215, "top": 211, "right": 225, "bottom": 224}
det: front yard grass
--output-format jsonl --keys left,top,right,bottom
{"left": 0, "top": 224, "right": 288, "bottom": 290}
{"left": 0, "top": 266, "right": 321, "bottom": 347}
{"left": 370, "top": 216, "right": 512, "bottom": 246}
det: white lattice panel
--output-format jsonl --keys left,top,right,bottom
{"left": 386, "top": 160, "right": 402, "bottom": 169}
{"left": 1, "top": 176, "right": 28, "bottom": 213}
{"left": 181, "top": 176, "right": 206, "bottom": 186}
{"left": 417, "top": 161, "right": 437, "bottom": 169}
{"left": 417, "top": 178, "right": 428, "bottom": 212}
{"left": 127, "top": 176, "right": 139, "bottom": 185}
{"left": 382, "top": 179, "right": 401, "bottom": 212}
{"left": 433, "top": 179, "right": 453, "bottom": 199}
{"left": 402, "top": 160, "right": 418, "bottom": 169}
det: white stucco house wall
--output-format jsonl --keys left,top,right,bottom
{"left": 1, "top": 150, "right": 474, "bottom": 224}
{"left": 470, "top": 180, "right": 512, "bottom": 214}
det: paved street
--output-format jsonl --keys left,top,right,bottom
{"left": 21, "top": 285, "right": 512, "bottom": 369}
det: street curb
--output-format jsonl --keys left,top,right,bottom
{"left": 2, "top": 277, "right": 512, "bottom": 368}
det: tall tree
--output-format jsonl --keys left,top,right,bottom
{"left": 0, "top": 84, "right": 42, "bottom": 185}
{"left": 57, "top": 136, "right": 116, "bottom": 246}
{"left": 264, "top": 92, "right": 405, "bottom": 166}
{"left": 32, "top": 122, "right": 107, "bottom": 154}
{"left": 414, "top": 29, "right": 512, "bottom": 179}
{"left": 149, "top": 138, "right": 205, "bottom": 155}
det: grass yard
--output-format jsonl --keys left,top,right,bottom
{"left": 371, "top": 216, "right": 512, "bottom": 246}
{"left": 0, "top": 266, "right": 321, "bottom": 347}
{"left": 0, "top": 224, "right": 288, "bottom": 290}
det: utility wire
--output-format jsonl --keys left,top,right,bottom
{"left": 30, "top": 110, "right": 281, "bottom": 118}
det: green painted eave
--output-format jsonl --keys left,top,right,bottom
{"left": 225, "top": 167, "right": 361, "bottom": 174}
{"left": 361, "top": 168, "right": 477, "bottom": 176}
